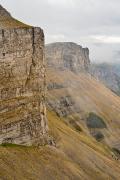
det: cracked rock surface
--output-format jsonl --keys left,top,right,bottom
{"left": 0, "top": 5, "right": 49, "bottom": 146}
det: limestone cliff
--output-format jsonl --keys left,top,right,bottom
{"left": 46, "top": 42, "right": 90, "bottom": 118}
{"left": 46, "top": 42, "right": 90, "bottom": 72}
{"left": 0, "top": 5, "right": 49, "bottom": 146}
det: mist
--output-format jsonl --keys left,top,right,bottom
{"left": 1, "top": 0, "right": 120, "bottom": 63}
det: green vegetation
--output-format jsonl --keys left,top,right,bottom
{"left": 94, "top": 132, "right": 104, "bottom": 141}
{"left": 0, "top": 143, "right": 28, "bottom": 148}
{"left": 87, "top": 112, "right": 107, "bottom": 129}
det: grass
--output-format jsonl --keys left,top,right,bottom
{"left": 47, "top": 110, "right": 112, "bottom": 157}
{"left": 0, "top": 110, "right": 119, "bottom": 179}
{"left": 47, "top": 110, "right": 120, "bottom": 179}
{"left": 0, "top": 143, "right": 29, "bottom": 148}
{"left": 0, "top": 16, "right": 31, "bottom": 28}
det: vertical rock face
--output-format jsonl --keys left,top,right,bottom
{"left": 46, "top": 42, "right": 90, "bottom": 73}
{"left": 0, "top": 5, "right": 49, "bottom": 146}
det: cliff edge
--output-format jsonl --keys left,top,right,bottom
{"left": 0, "top": 5, "right": 49, "bottom": 146}
{"left": 46, "top": 42, "right": 90, "bottom": 72}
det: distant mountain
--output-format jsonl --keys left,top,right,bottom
{"left": 90, "top": 63, "right": 120, "bottom": 95}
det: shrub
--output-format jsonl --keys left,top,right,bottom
{"left": 94, "top": 132, "right": 104, "bottom": 141}
{"left": 87, "top": 112, "right": 107, "bottom": 129}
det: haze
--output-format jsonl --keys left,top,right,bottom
{"left": 1, "top": 0, "right": 120, "bottom": 63}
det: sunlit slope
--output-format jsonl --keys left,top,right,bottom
{"left": 0, "top": 111, "right": 120, "bottom": 180}
{"left": 47, "top": 68, "right": 120, "bottom": 149}
{"left": 0, "top": 5, "right": 31, "bottom": 28}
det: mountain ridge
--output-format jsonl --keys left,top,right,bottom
{"left": 46, "top": 42, "right": 120, "bottom": 151}
{"left": 0, "top": 5, "right": 31, "bottom": 28}
{"left": 46, "top": 42, "right": 90, "bottom": 72}
{"left": 0, "top": 5, "right": 120, "bottom": 180}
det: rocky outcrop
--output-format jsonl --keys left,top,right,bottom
{"left": 46, "top": 42, "right": 90, "bottom": 73}
{"left": 0, "top": 5, "right": 49, "bottom": 146}
{"left": 47, "top": 95, "right": 76, "bottom": 117}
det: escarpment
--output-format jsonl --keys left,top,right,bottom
{"left": 46, "top": 42, "right": 91, "bottom": 118}
{"left": 46, "top": 42, "right": 90, "bottom": 72}
{"left": 0, "top": 5, "right": 49, "bottom": 146}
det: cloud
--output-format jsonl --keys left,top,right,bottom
{"left": 46, "top": 34, "right": 66, "bottom": 42}
{"left": 90, "top": 35, "right": 120, "bottom": 44}
{"left": 1, "top": 0, "right": 120, "bottom": 63}
{"left": 47, "top": 0, "right": 75, "bottom": 7}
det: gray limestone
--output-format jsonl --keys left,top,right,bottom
{"left": 0, "top": 5, "right": 50, "bottom": 146}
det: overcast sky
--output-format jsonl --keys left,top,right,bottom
{"left": 1, "top": 0, "right": 120, "bottom": 63}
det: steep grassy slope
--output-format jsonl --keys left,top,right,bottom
{"left": 0, "top": 5, "right": 30, "bottom": 28}
{"left": 0, "top": 111, "right": 120, "bottom": 180}
{"left": 47, "top": 68, "right": 120, "bottom": 150}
